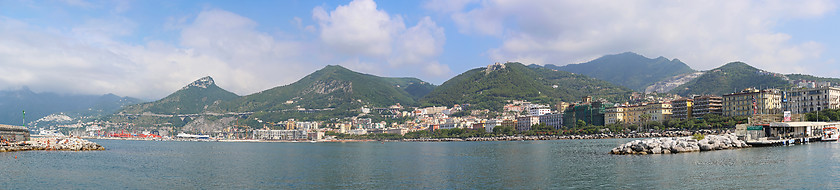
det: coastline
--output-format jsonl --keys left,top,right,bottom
{"left": 1, "top": 137, "right": 105, "bottom": 152}
{"left": 77, "top": 130, "right": 732, "bottom": 143}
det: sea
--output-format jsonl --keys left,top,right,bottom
{"left": 3, "top": 139, "right": 840, "bottom": 189}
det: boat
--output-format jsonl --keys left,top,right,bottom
{"left": 37, "top": 129, "right": 66, "bottom": 137}
{"left": 822, "top": 127, "right": 839, "bottom": 141}
{"left": 176, "top": 133, "right": 211, "bottom": 139}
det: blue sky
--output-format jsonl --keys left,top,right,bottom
{"left": 1, "top": 0, "right": 839, "bottom": 99}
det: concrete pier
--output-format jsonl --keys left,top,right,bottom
{"left": 0, "top": 124, "right": 30, "bottom": 142}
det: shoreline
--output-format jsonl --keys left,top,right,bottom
{"left": 1, "top": 137, "right": 105, "bottom": 152}
{"left": 76, "top": 130, "right": 733, "bottom": 143}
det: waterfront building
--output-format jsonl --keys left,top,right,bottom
{"left": 538, "top": 113, "right": 563, "bottom": 129}
{"left": 563, "top": 101, "right": 608, "bottom": 128}
{"left": 723, "top": 88, "right": 782, "bottom": 117}
{"left": 604, "top": 106, "right": 625, "bottom": 125}
{"left": 692, "top": 96, "right": 723, "bottom": 117}
{"left": 605, "top": 102, "right": 672, "bottom": 124}
{"left": 784, "top": 87, "right": 840, "bottom": 114}
{"left": 0, "top": 124, "right": 29, "bottom": 142}
{"left": 516, "top": 116, "right": 540, "bottom": 131}
{"left": 484, "top": 120, "right": 501, "bottom": 133}
{"left": 253, "top": 129, "right": 307, "bottom": 140}
{"left": 671, "top": 98, "right": 692, "bottom": 120}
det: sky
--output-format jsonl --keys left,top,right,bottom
{"left": 1, "top": 0, "right": 839, "bottom": 100}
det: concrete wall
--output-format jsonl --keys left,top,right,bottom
{"left": 0, "top": 124, "right": 30, "bottom": 142}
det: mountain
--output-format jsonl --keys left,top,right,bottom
{"left": 0, "top": 87, "right": 142, "bottom": 126}
{"left": 785, "top": 74, "right": 840, "bottom": 84}
{"left": 382, "top": 77, "right": 436, "bottom": 100}
{"left": 546, "top": 52, "right": 695, "bottom": 91}
{"left": 118, "top": 76, "right": 239, "bottom": 115}
{"left": 224, "top": 65, "right": 425, "bottom": 113}
{"left": 670, "top": 62, "right": 791, "bottom": 96}
{"left": 420, "top": 62, "right": 633, "bottom": 111}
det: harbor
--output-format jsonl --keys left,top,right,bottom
{"left": 736, "top": 122, "right": 840, "bottom": 146}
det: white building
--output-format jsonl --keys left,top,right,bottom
{"left": 539, "top": 113, "right": 563, "bottom": 130}
{"left": 785, "top": 87, "right": 840, "bottom": 114}
{"left": 484, "top": 120, "right": 501, "bottom": 133}
{"left": 253, "top": 129, "right": 307, "bottom": 140}
{"left": 529, "top": 108, "right": 551, "bottom": 116}
{"left": 516, "top": 116, "right": 540, "bottom": 131}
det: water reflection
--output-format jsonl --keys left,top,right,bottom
{"left": 4, "top": 139, "right": 840, "bottom": 189}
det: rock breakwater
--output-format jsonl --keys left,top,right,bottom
{"left": 610, "top": 133, "right": 749, "bottom": 155}
{"left": 0, "top": 137, "right": 105, "bottom": 152}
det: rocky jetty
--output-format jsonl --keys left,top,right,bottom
{"left": 610, "top": 133, "right": 749, "bottom": 155}
{"left": 0, "top": 137, "right": 105, "bottom": 152}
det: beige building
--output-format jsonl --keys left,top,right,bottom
{"left": 785, "top": 87, "right": 840, "bottom": 114}
{"left": 605, "top": 102, "right": 672, "bottom": 124}
{"left": 605, "top": 106, "right": 625, "bottom": 125}
{"left": 723, "top": 88, "right": 782, "bottom": 117}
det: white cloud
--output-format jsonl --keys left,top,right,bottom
{"left": 0, "top": 1, "right": 451, "bottom": 99}
{"left": 440, "top": 0, "right": 837, "bottom": 76}
{"left": 314, "top": 0, "right": 404, "bottom": 57}
{"left": 0, "top": 9, "right": 317, "bottom": 99}
{"left": 314, "top": 0, "right": 450, "bottom": 78}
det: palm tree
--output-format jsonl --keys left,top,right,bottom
{"left": 639, "top": 114, "right": 652, "bottom": 132}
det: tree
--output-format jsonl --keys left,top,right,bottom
{"left": 639, "top": 114, "right": 652, "bottom": 132}
{"left": 576, "top": 120, "right": 587, "bottom": 128}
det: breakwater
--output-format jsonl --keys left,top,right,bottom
{"left": 402, "top": 130, "right": 723, "bottom": 142}
{"left": 0, "top": 137, "right": 105, "bottom": 152}
{"left": 609, "top": 133, "right": 749, "bottom": 155}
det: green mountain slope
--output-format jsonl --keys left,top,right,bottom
{"left": 546, "top": 52, "right": 695, "bottom": 91}
{"left": 118, "top": 76, "right": 239, "bottom": 114}
{"left": 785, "top": 74, "right": 840, "bottom": 84}
{"left": 420, "top": 62, "right": 633, "bottom": 111}
{"left": 381, "top": 77, "right": 436, "bottom": 100}
{"left": 670, "top": 62, "right": 791, "bottom": 96}
{"left": 225, "top": 65, "right": 422, "bottom": 113}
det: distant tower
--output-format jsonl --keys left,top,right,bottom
{"left": 22, "top": 110, "right": 26, "bottom": 128}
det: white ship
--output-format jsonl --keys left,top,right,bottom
{"left": 37, "top": 129, "right": 66, "bottom": 137}
{"left": 176, "top": 133, "right": 210, "bottom": 139}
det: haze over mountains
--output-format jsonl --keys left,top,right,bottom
{"left": 5, "top": 51, "right": 840, "bottom": 127}
{"left": 0, "top": 88, "right": 142, "bottom": 125}
{"left": 546, "top": 52, "right": 695, "bottom": 91}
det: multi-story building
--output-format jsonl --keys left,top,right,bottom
{"left": 785, "top": 87, "right": 840, "bottom": 114}
{"left": 644, "top": 102, "right": 672, "bottom": 122}
{"left": 516, "top": 116, "right": 540, "bottom": 131}
{"left": 605, "top": 102, "right": 672, "bottom": 124}
{"left": 723, "top": 88, "right": 782, "bottom": 117}
{"left": 563, "top": 101, "right": 608, "bottom": 128}
{"left": 604, "top": 106, "right": 625, "bottom": 125}
{"left": 671, "top": 98, "right": 692, "bottom": 120}
{"left": 253, "top": 129, "right": 307, "bottom": 140}
{"left": 538, "top": 113, "right": 563, "bottom": 129}
{"left": 692, "top": 96, "right": 723, "bottom": 117}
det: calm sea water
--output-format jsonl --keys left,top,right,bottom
{"left": 3, "top": 139, "right": 840, "bottom": 189}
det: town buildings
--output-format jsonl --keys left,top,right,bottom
{"left": 691, "top": 96, "right": 723, "bottom": 117}
{"left": 671, "top": 98, "right": 692, "bottom": 120}
{"left": 516, "top": 116, "right": 540, "bottom": 131}
{"left": 604, "top": 102, "right": 672, "bottom": 125}
{"left": 539, "top": 114, "right": 563, "bottom": 130}
{"left": 784, "top": 87, "right": 840, "bottom": 114}
{"left": 722, "top": 88, "right": 782, "bottom": 117}
{"left": 563, "top": 99, "right": 608, "bottom": 127}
